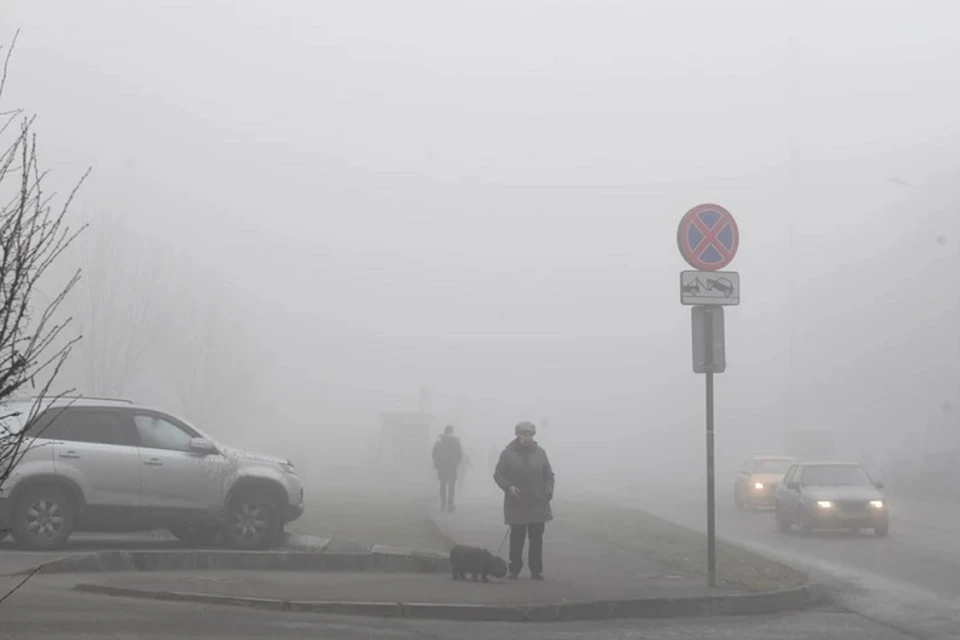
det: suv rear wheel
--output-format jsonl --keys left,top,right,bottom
{"left": 11, "top": 485, "right": 76, "bottom": 550}
{"left": 223, "top": 490, "right": 280, "bottom": 550}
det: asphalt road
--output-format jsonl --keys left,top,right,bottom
{"left": 0, "top": 576, "right": 919, "bottom": 639}
{"left": 595, "top": 479, "right": 960, "bottom": 640}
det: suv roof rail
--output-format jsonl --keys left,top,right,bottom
{"left": 30, "top": 395, "right": 135, "bottom": 404}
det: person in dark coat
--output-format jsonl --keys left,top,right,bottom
{"left": 433, "top": 425, "right": 462, "bottom": 512}
{"left": 493, "top": 421, "right": 555, "bottom": 580}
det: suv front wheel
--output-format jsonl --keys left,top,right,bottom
{"left": 11, "top": 485, "right": 76, "bottom": 550}
{"left": 224, "top": 490, "right": 281, "bottom": 550}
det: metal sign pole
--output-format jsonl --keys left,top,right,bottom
{"left": 705, "top": 374, "right": 717, "bottom": 587}
{"left": 703, "top": 307, "right": 717, "bottom": 588}
{"left": 678, "top": 204, "right": 739, "bottom": 591}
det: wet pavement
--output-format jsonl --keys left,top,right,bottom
{"left": 64, "top": 568, "right": 722, "bottom": 605}
{"left": 0, "top": 579, "right": 921, "bottom": 639}
{"left": 590, "top": 479, "right": 960, "bottom": 640}
{"left": 0, "top": 494, "right": 936, "bottom": 638}
{"left": 429, "top": 497, "right": 722, "bottom": 596}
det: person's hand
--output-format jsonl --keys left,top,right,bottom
{"left": 508, "top": 486, "right": 521, "bottom": 499}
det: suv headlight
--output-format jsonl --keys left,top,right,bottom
{"left": 753, "top": 481, "right": 764, "bottom": 490}
{"left": 816, "top": 500, "right": 834, "bottom": 509}
{"left": 870, "top": 500, "right": 884, "bottom": 509}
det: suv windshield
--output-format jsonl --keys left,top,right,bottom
{"left": 754, "top": 459, "right": 793, "bottom": 474}
{"left": 802, "top": 465, "right": 872, "bottom": 487}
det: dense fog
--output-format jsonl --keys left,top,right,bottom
{"left": 3, "top": 0, "right": 959, "bottom": 494}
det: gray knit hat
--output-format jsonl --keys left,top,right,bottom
{"left": 515, "top": 421, "right": 537, "bottom": 436}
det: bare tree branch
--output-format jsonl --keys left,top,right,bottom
{"left": 0, "top": 34, "right": 85, "bottom": 490}
{"left": 0, "top": 30, "right": 18, "bottom": 103}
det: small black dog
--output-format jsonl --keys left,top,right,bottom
{"left": 449, "top": 544, "right": 509, "bottom": 582}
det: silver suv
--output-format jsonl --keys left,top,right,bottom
{"left": 0, "top": 397, "right": 304, "bottom": 550}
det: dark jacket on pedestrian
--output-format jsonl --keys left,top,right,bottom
{"left": 493, "top": 438, "right": 555, "bottom": 526}
{"left": 433, "top": 434, "right": 462, "bottom": 480}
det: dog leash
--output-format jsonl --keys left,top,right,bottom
{"left": 495, "top": 526, "right": 509, "bottom": 556}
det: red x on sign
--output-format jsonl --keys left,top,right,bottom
{"left": 677, "top": 204, "right": 739, "bottom": 271}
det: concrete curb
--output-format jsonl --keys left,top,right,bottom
{"left": 17, "top": 550, "right": 450, "bottom": 576}
{"left": 71, "top": 582, "right": 824, "bottom": 622}
{"left": 284, "top": 533, "right": 333, "bottom": 552}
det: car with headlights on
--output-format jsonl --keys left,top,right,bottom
{"left": 734, "top": 455, "right": 795, "bottom": 510}
{"left": 774, "top": 461, "right": 888, "bottom": 537}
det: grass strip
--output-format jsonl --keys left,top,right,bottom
{"left": 561, "top": 500, "right": 808, "bottom": 592}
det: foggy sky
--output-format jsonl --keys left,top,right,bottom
{"left": 3, "top": 0, "right": 959, "bottom": 477}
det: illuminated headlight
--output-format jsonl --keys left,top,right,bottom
{"left": 753, "top": 482, "right": 764, "bottom": 490}
{"left": 870, "top": 500, "right": 884, "bottom": 509}
{"left": 816, "top": 500, "right": 834, "bottom": 509}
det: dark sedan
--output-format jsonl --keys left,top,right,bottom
{"left": 774, "top": 461, "right": 889, "bottom": 537}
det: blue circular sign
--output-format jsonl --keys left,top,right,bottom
{"left": 677, "top": 203, "right": 739, "bottom": 271}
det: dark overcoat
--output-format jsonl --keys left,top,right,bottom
{"left": 493, "top": 438, "right": 555, "bottom": 526}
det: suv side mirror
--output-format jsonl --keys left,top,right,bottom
{"left": 786, "top": 481, "right": 799, "bottom": 490}
{"left": 874, "top": 481, "right": 884, "bottom": 490}
{"left": 189, "top": 437, "right": 217, "bottom": 455}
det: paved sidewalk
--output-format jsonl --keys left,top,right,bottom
{"left": 429, "top": 496, "right": 726, "bottom": 596}
{"left": 0, "top": 496, "right": 748, "bottom": 617}
{"left": 0, "top": 577, "right": 911, "bottom": 639}
{"left": 9, "top": 496, "right": 734, "bottom": 609}
{"left": 55, "top": 569, "right": 717, "bottom": 605}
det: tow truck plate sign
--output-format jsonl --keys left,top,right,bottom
{"left": 680, "top": 270, "right": 740, "bottom": 306}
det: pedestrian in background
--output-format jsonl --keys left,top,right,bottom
{"left": 493, "top": 421, "right": 555, "bottom": 580}
{"left": 432, "top": 425, "right": 462, "bottom": 512}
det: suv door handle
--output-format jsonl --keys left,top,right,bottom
{"left": 58, "top": 450, "right": 80, "bottom": 459}
{"left": 144, "top": 458, "right": 163, "bottom": 466}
